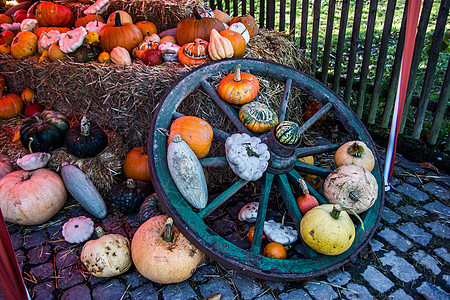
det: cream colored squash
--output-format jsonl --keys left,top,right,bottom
{"left": 208, "top": 28, "right": 234, "bottom": 60}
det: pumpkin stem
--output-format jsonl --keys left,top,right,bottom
{"left": 114, "top": 12, "right": 122, "bottom": 27}
{"left": 341, "top": 205, "right": 365, "bottom": 231}
{"left": 21, "top": 172, "right": 32, "bottom": 181}
{"left": 192, "top": 4, "right": 204, "bottom": 20}
{"left": 245, "top": 145, "right": 259, "bottom": 157}
{"left": 161, "top": 217, "right": 174, "bottom": 242}
{"left": 297, "top": 178, "right": 309, "bottom": 195}
{"left": 33, "top": 114, "right": 42, "bottom": 125}
{"left": 95, "top": 226, "right": 105, "bottom": 237}
{"left": 330, "top": 206, "right": 342, "bottom": 220}
{"left": 67, "top": 33, "right": 72, "bottom": 39}
{"left": 347, "top": 142, "right": 364, "bottom": 158}
{"left": 126, "top": 178, "right": 136, "bottom": 189}
{"left": 41, "top": 30, "right": 50, "bottom": 39}
{"left": 95, "top": 12, "right": 99, "bottom": 27}
{"left": 280, "top": 212, "right": 286, "bottom": 230}
{"left": 349, "top": 191, "right": 359, "bottom": 202}
{"left": 80, "top": 116, "right": 91, "bottom": 136}
{"left": 27, "top": 137, "right": 34, "bottom": 154}
{"left": 234, "top": 64, "right": 242, "bottom": 82}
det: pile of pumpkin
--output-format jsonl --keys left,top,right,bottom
{"left": 0, "top": 0, "right": 256, "bottom": 65}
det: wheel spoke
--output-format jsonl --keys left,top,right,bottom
{"left": 295, "top": 160, "right": 332, "bottom": 177}
{"left": 296, "top": 144, "right": 340, "bottom": 157}
{"left": 278, "top": 78, "right": 292, "bottom": 123}
{"left": 250, "top": 173, "right": 274, "bottom": 254}
{"left": 198, "top": 179, "right": 249, "bottom": 219}
{"left": 298, "top": 102, "right": 333, "bottom": 135}
{"left": 173, "top": 111, "right": 230, "bottom": 142}
{"left": 287, "top": 169, "right": 328, "bottom": 205}
{"left": 199, "top": 157, "right": 228, "bottom": 168}
{"left": 200, "top": 79, "right": 251, "bottom": 135}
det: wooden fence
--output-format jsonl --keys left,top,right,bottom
{"left": 209, "top": 0, "right": 450, "bottom": 151}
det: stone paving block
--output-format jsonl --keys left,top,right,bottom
{"left": 385, "top": 191, "right": 403, "bottom": 206}
{"left": 28, "top": 245, "right": 51, "bottom": 264}
{"left": 199, "top": 277, "right": 236, "bottom": 300}
{"left": 92, "top": 279, "right": 128, "bottom": 300}
{"left": 377, "top": 228, "right": 413, "bottom": 252}
{"left": 23, "top": 230, "right": 47, "bottom": 249}
{"left": 233, "top": 273, "right": 264, "bottom": 299}
{"left": 369, "top": 239, "right": 385, "bottom": 252}
{"left": 61, "top": 284, "right": 91, "bottom": 300}
{"left": 30, "top": 262, "right": 54, "bottom": 281}
{"left": 398, "top": 205, "right": 427, "bottom": 217}
{"left": 379, "top": 251, "right": 421, "bottom": 282}
{"left": 394, "top": 183, "right": 429, "bottom": 202}
{"left": 162, "top": 281, "right": 197, "bottom": 300}
{"left": 443, "top": 274, "right": 450, "bottom": 286}
{"left": 10, "top": 232, "right": 23, "bottom": 250}
{"left": 405, "top": 176, "right": 423, "bottom": 185}
{"left": 264, "top": 280, "right": 285, "bottom": 291}
{"left": 278, "top": 288, "right": 312, "bottom": 300}
{"left": 423, "top": 201, "right": 450, "bottom": 220}
{"left": 416, "top": 281, "right": 450, "bottom": 299}
{"left": 389, "top": 289, "right": 414, "bottom": 300}
{"left": 389, "top": 176, "right": 403, "bottom": 187}
{"left": 434, "top": 247, "right": 450, "bottom": 263}
{"left": 412, "top": 250, "right": 441, "bottom": 275}
{"left": 362, "top": 265, "right": 394, "bottom": 293}
{"left": 130, "top": 284, "right": 159, "bottom": 300}
{"left": 191, "top": 264, "right": 217, "bottom": 282}
{"left": 57, "top": 266, "right": 85, "bottom": 290}
{"left": 254, "top": 293, "right": 275, "bottom": 300}
{"left": 340, "top": 283, "right": 373, "bottom": 300}
{"left": 397, "top": 222, "right": 432, "bottom": 246}
{"left": 31, "top": 281, "right": 54, "bottom": 300}
{"left": 424, "top": 221, "right": 450, "bottom": 239}
{"left": 381, "top": 207, "right": 402, "bottom": 223}
{"left": 397, "top": 159, "right": 425, "bottom": 173}
{"left": 122, "top": 270, "right": 148, "bottom": 290}
{"left": 55, "top": 249, "right": 79, "bottom": 270}
{"left": 326, "top": 270, "right": 351, "bottom": 286}
{"left": 304, "top": 280, "right": 338, "bottom": 300}
{"left": 422, "top": 182, "right": 449, "bottom": 201}
{"left": 15, "top": 250, "right": 26, "bottom": 272}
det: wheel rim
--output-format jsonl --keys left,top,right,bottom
{"left": 148, "top": 58, "right": 385, "bottom": 281}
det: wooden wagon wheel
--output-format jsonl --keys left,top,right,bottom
{"left": 148, "top": 58, "right": 385, "bottom": 281}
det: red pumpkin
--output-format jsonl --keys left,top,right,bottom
{"left": 0, "top": 31, "right": 15, "bottom": 46}
{"left": 13, "top": 10, "right": 27, "bottom": 23}
{"left": 35, "top": 1, "right": 75, "bottom": 27}
{"left": 142, "top": 49, "right": 162, "bottom": 66}
{"left": 24, "top": 103, "right": 44, "bottom": 117}
{"left": 0, "top": 14, "right": 13, "bottom": 24}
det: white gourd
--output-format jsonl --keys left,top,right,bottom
{"left": 167, "top": 135, "right": 208, "bottom": 209}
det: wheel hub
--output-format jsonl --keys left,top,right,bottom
{"left": 263, "top": 129, "right": 301, "bottom": 174}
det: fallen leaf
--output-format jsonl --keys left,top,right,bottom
{"left": 203, "top": 293, "right": 221, "bottom": 300}
{"left": 418, "top": 162, "right": 440, "bottom": 175}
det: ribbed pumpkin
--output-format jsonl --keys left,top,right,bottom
{"left": 75, "top": 14, "right": 105, "bottom": 28}
{"left": 135, "top": 21, "right": 158, "bottom": 36}
{"left": 217, "top": 64, "right": 260, "bottom": 104}
{"left": 123, "top": 147, "right": 151, "bottom": 183}
{"left": 35, "top": 1, "right": 75, "bottom": 27}
{"left": 99, "top": 12, "right": 143, "bottom": 53}
{"left": 176, "top": 8, "right": 226, "bottom": 46}
{"left": 106, "top": 10, "right": 133, "bottom": 24}
{"left": 230, "top": 15, "right": 258, "bottom": 37}
{"left": 220, "top": 29, "right": 246, "bottom": 57}
{"left": 10, "top": 31, "right": 38, "bottom": 59}
{"left": 275, "top": 121, "right": 301, "bottom": 145}
{"left": 239, "top": 101, "right": 278, "bottom": 133}
{"left": 65, "top": 116, "right": 108, "bottom": 158}
{"left": 0, "top": 30, "right": 15, "bottom": 45}
{"left": 178, "top": 39, "right": 209, "bottom": 66}
{"left": 138, "top": 193, "right": 162, "bottom": 223}
{"left": 107, "top": 179, "right": 152, "bottom": 213}
{"left": 0, "top": 14, "right": 13, "bottom": 24}
{"left": 168, "top": 116, "right": 213, "bottom": 158}
{"left": 0, "top": 94, "right": 23, "bottom": 120}
{"left": 208, "top": 28, "right": 234, "bottom": 60}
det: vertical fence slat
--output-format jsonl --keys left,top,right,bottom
{"left": 210, "top": 0, "right": 216, "bottom": 10}
{"left": 259, "top": 0, "right": 266, "bottom": 28}
{"left": 367, "top": 0, "right": 397, "bottom": 124}
{"left": 300, "top": 0, "right": 309, "bottom": 48}
{"left": 250, "top": 0, "right": 255, "bottom": 16}
{"left": 428, "top": 59, "right": 450, "bottom": 146}
{"left": 310, "top": 0, "right": 322, "bottom": 76}
{"left": 399, "top": 0, "right": 433, "bottom": 134}
{"left": 233, "top": 0, "right": 239, "bottom": 16}
{"left": 380, "top": 0, "right": 408, "bottom": 129}
{"left": 412, "top": 0, "right": 450, "bottom": 140}
{"left": 267, "top": 0, "right": 276, "bottom": 29}
{"left": 225, "top": 0, "right": 231, "bottom": 15}
{"left": 343, "top": 0, "right": 364, "bottom": 105}
{"left": 242, "top": 0, "right": 247, "bottom": 15}
{"left": 289, "top": 0, "right": 298, "bottom": 36}
{"left": 331, "top": 0, "right": 350, "bottom": 92}
{"left": 279, "top": 0, "right": 287, "bottom": 32}
{"left": 320, "top": 0, "right": 336, "bottom": 84}
{"left": 355, "top": 0, "right": 378, "bottom": 119}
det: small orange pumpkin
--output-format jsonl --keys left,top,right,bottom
{"left": 48, "top": 43, "right": 67, "bottom": 61}
{"left": 178, "top": 39, "right": 209, "bottom": 66}
{"left": 21, "top": 88, "right": 36, "bottom": 104}
{"left": 217, "top": 64, "right": 260, "bottom": 104}
{"left": 123, "top": 147, "right": 151, "bottom": 183}
{"left": 10, "top": 31, "right": 38, "bottom": 59}
{"left": 0, "top": 44, "right": 10, "bottom": 55}
{"left": 99, "top": 12, "right": 143, "bottom": 53}
{"left": 0, "top": 94, "right": 23, "bottom": 119}
{"left": 263, "top": 242, "right": 287, "bottom": 259}
{"left": 135, "top": 21, "right": 158, "bottom": 36}
{"left": 98, "top": 51, "right": 110, "bottom": 63}
{"left": 168, "top": 116, "right": 213, "bottom": 158}
{"left": 247, "top": 226, "right": 266, "bottom": 243}
{"left": 0, "top": 14, "right": 13, "bottom": 24}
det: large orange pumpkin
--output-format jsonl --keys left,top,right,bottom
{"left": 0, "top": 94, "right": 23, "bottom": 119}
{"left": 123, "top": 147, "right": 151, "bottom": 183}
{"left": 220, "top": 29, "right": 246, "bottom": 57}
{"left": 99, "top": 12, "right": 143, "bottom": 53}
{"left": 176, "top": 9, "right": 226, "bottom": 46}
{"left": 35, "top": 1, "right": 75, "bottom": 27}
{"left": 10, "top": 31, "right": 38, "bottom": 59}
{"left": 168, "top": 116, "right": 213, "bottom": 158}
{"left": 230, "top": 15, "right": 258, "bottom": 37}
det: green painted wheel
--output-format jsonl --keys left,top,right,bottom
{"left": 148, "top": 58, "right": 385, "bottom": 281}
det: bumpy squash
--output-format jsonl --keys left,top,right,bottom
{"left": 239, "top": 101, "right": 278, "bottom": 133}
{"left": 167, "top": 135, "right": 208, "bottom": 209}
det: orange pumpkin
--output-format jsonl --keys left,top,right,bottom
{"left": 178, "top": 39, "right": 209, "bottom": 66}
{"left": 10, "top": 31, "right": 38, "bottom": 59}
{"left": 35, "top": 1, "right": 75, "bottom": 27}
{"left": 135, "top": 21, "right": 158, "bottom": 36}
{"left": 176, "top": 9, "right": 226, "bottom": 46}
{"left": 213, "top": 10, "right": 231, "bottom": 25}
{"left": 0, "top": 31, "right": 16, "bottom": 46}
{"left": 296, "top": 178, "right": 319, "bottom": 215}
{"left": 98, "top": 51, "right": 110, "bottom": 63}
{"left": 247, "top": 226, "right": 266, "bottom": 243}
{"left": 263, "top": 242, "right": 287, "bottom": 259}
{"left": 34, "top": 27, "right": 70, "bottom": 39}
{"left": 47, "top": 43, "right": 67, "bottom": 61}
{"left": 99, "top": 12, "right": 143, "bottom": 53}
{"left": 217, "top": 64, "right": 260, "bottom": 104}
{"left": 0, "top": 14, "right": 13, "bottom": 24}
{"left": 230, "top": 15, "right": 258, "bottom": 37}
{"left": 159, "top": 35, "right": 177, "bottom": 44}
{"left": 123, "top": 147, "right": 151, "bottom": 183}
{"left": 168, "top": 116, "right": 213, "bottom": 158}
{"left": 106, "top": 10, "right": 133, "bottom": 24}
{"left": 21, "top": 88, "right": 36, "bottom": 104}
{"left": 0, "top": 44, "right": 10, "bottom": 55}
{"left": 75, "top": 14, "right": 106, "bottom": 28}
{"left": 219, "top": 29, "right": 246, "bottom": 57}
{"left": 0, "top": 94, "right": 23, "bottom": 119}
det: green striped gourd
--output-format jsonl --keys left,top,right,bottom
{"left": 239, "top": 101, "right": 278, "bottom": 133}
{"left": 275, "top": 121, "right": 301, "bottom": 145}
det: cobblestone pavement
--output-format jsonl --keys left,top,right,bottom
{"left": 7, "top": 150, "right": 449, "bottom": 300}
